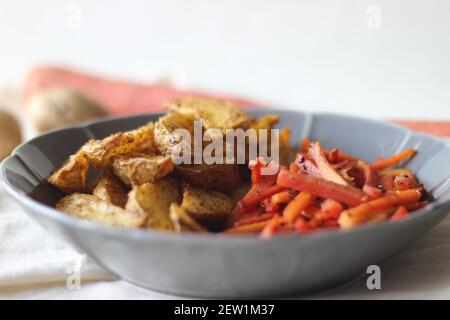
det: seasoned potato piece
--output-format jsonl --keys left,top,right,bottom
{"left": 166, "top": 98, "right": 250, "bottom": 133}
{"left": 181, "top": 185, "right": 233, "bottom": 223}
{"left": 56, "top": 194, "right": 145, "bottom": 227}
{"left": 82, "top": 122, "right": 155, "bottom": 168}
{"left": 112, "top": 154, "right": 174, "bottom": 186}
{"left": 47, "top": 150, "right": 89, "bottom": 193}
{"left": 169, "top": 203, "right": 207, "bottom": 232}
{"left": 249, "top": 114, "right": 280, "bottom": 131}
{"left": 125, "top": 178, "right": 180, "bottom": 230}
{"left": 92, "top": 171, "right": 129, "bottom": 207}
{"left": 154, "top": 112, "right": 195, "bottom": 155}
{"left": 175, "top": 163, "right": 241, "bottom": 192}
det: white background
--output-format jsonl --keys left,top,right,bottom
{"left": 0, "top": 0, "right": 449, "bottom": 119}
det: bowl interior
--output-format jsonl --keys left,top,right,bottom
{"left": 2, "top": 110, "right": 450, "bottom": 209}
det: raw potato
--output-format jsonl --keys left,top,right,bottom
{"left": 0, "top": 110, "right": 22, "bottom": 161}
{"left": 92, "top": 171, "right": 129, "bottom": 207}
{"left": 47, "top": 150, "right": 89, "bottom": 193}
{"left": 27, "top": 89, "right": 108, "bottom": 132}
{"left": 170, "top": 203, "right": 207, "bottom": 232}
{"left": 175, "top": 163, "right": 241, "bottom": 192}
{"left": 154, "top": 112, "right": 195, "bottom": 155}
{"left": 125, "top": 178, "right": 180, "bottom": 230}
{"left": 56, "top": 193, "right": 145, "bottom": 227}
{"left": 81, "top": 121, "right": 156, "bottom": 168}
{"left": 112, "top": 154, "right": 174, "bottom": 186}
{"left": 181, "top": 186, "right": 233, "bottom": 223}
{"left": 166, "top": 97, "right": 250, "bottom": 133}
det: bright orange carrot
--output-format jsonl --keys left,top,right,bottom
{"left": 338, "top": 189, "right": 421, "bottom": 228}
{"left": 234, "top": 213, "right": 276, "bottom": 227}
{"left": 391, "top": 206, "right": 409, "bottom": 221}
{"left": 283, "top": 192, "right": 313, "bottom": 224}
{"left": 271, "top": 191, "right": 293, "bottom": 204}
{"left": 260, "top": 215, "right": 282, "bottom": 239}
{"left": 223, "top": 221, "right": 270, "bottom": 234}
{"left": 300, "top": 138, "right": 311, "bottom": 153}
{"left": 372, "top": 148, "right": 416, "bottom": 170}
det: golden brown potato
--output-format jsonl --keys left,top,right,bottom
{"left": 92, "top": 171, "right": 129, "bottom": 207}
{"left": 0, "top": 110, "right": 22, "bottom": 161}
{"left": 166, "top": 97, "right": 250, "bottom": 133}
{"left": 169, "top": 203, "right": 207, "bottom": 232}
{"left": 154, "top": 112, "right": 195, "bottom": 156}
{"left": 47, "top": 150, "right": 89, "bottom": 193}
{"left": 181, "top": 185, "right": 233, "bottom": 223}
{"left": 175, "top": 163, "right": 241, "bottom": 192}
{"left": 56, "top": 193, "right": 145, "bottom": 227}
{"left": 81, "top": 121, "right": 156, "bottom": 168}
{"left": 125, "top": 178, "right": 180, "bottom": 230}
{"left": 249, "top": 114, "right": 280, "bottom": 131}
{"left": 112, "top": 154, "right": 174, "bottom": 186}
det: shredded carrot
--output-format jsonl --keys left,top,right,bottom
{"left": 234, "top": 213, "right": 276, "bottom": 227}
{"left": 223, "top": 221, "right": 270, "bottom": 234}
{"left": 283, "top": 192, "right": 313, "bottom": 224}
{"left": 260, "top": 215, "right": 282, "bottom": 239}
{"left": 391, "top": 206, "right": 409, "bottom": 221}
{"left": 338, "top": 189, "right": 421, "bottom": 229}
{"left": 300, "top": 138, "right": 311, "bottom": 153}
{"left": 289, "top": 162, "right": 299, "bottom": 173}
{"left": 372, "top": 148, "right": 416, "bottom": 170}
{"left": 271, "top": 191, "right": 292, "bottom": 204}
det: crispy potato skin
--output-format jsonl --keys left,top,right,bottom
{"left": 181, "top": 185, "right": 233, "bottom": 223}
{"left": 82, "top": 122, "right": 156, "bottom": 168}
{"left": 154, "top": 112, "right": 195, "bottom": 156}
{"left": 169, "top": 203, "right": 207, "bottom": 232}
{"left": 125, "top": 178, "right": 180, "bottom": 230}
{"left": 56, "top": 193, "right": 145, "bottom": 227}
{"left": 47, "top": 150, "right": 89, "bottom": 193}
{"left": 167, "top": 98, "right": 250, "bottom": 133}
{"left": 92, "top": 171, "right": 129, "bottom": 207}
{"left": 175, "top": 163, "right": 241, "bottom": 193}
{"left": 112, "top": 154, "right": 174, "bottom": 186}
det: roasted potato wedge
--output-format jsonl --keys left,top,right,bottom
{"left": 154, "top": 112, "right": 195, "bottom": 156}
{"left": 166, "top": 97, "right": 250, "bottom": 133}
{"left": 169, "top": 203, "right": 207, "bottom": 232}
{"left": 92, "top": 171, "right": 129, "bottom": 207}
{"left": 47, "top": 150, "right": 89, "bottom": 193}
{"left": 125, "top": 178, "right": 180, "bottom": 230}
{"left": 181, "top": 185, "right": 233, "bottom": 223}
{"left": 175, "top": 163, "right": 241, "bottom": 192}
{"left": 249, "top": 114, "right": 280, "bottom": 131}
{"left": 82, "top": 121, "right": 156, "bottom": 168}
{"left": 56, "top": 193, "right": 145, "bottom": 227}
{"left": 112, "top": 154, "right": 174, "bottom": 186}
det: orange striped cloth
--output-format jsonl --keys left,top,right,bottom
{"left": 22, "top": 66, "right": 450, "bottom": 138}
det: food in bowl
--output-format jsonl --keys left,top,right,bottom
{"left": 46, "top": 98, "right": 431, "bottom": 237}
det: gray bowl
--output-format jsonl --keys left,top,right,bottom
{"left": 1, "top": 110, "right": 450, "bottom": 298}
